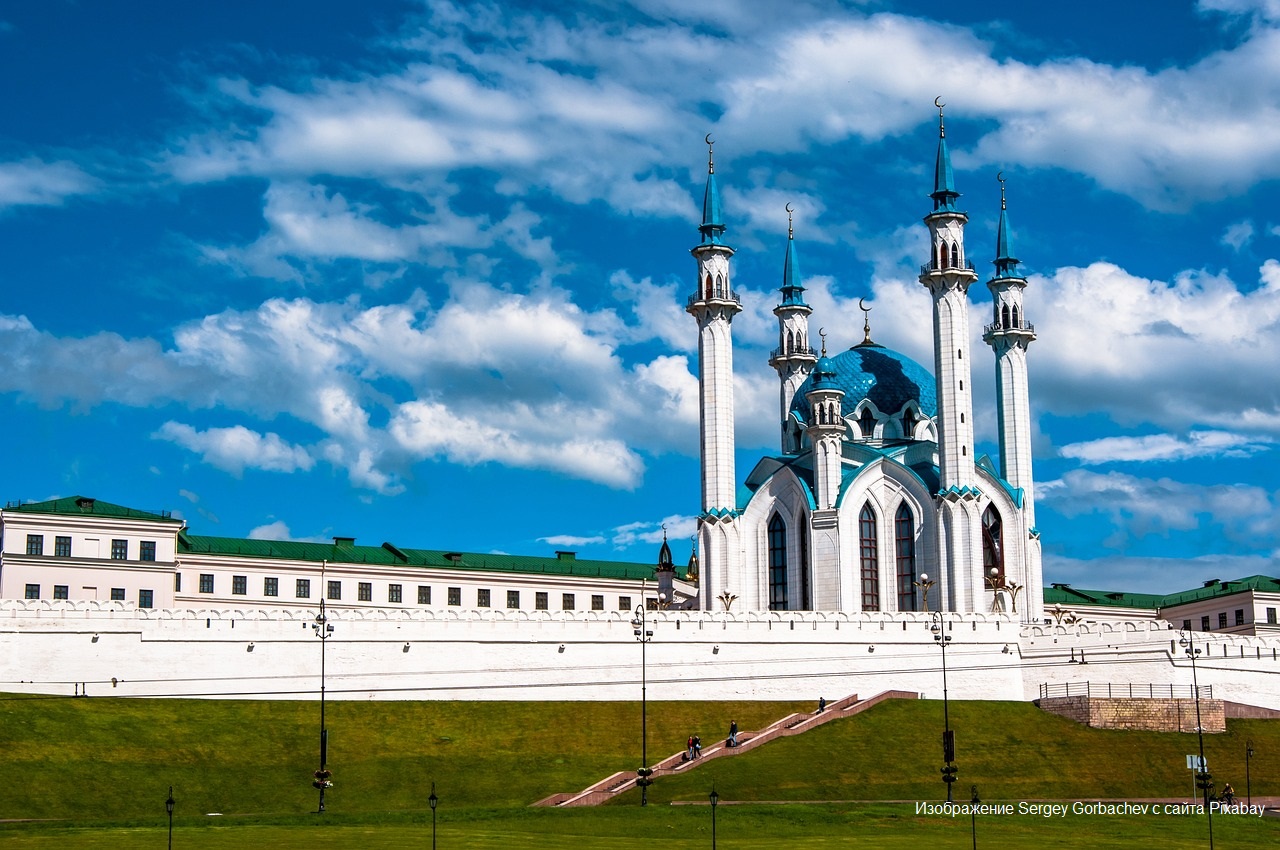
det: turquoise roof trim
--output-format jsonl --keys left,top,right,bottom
{"left": 779, "top": 232, "right": 807, "bottom": 307}
{"left": 976, "top": 454, "right": 1023, "bottom": 508}
{"left": 993, "top": 199, "right": 1021, "bottom": 277}
{"left": 700, "top": 169, "right": 726, "bottom": 245}
{"left": 791, "top": 343, "right": 936, "bottom": 424}
{"left": 931, "top": 131, "right": 960, "bottom": 213}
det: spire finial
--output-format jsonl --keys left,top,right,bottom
{"left": 786, "top": 202, "right": 794, "bottom": 239}
{"left": 935, "top": 96, "right": 945, "bottom": 138}
{"left": 998, "top": 170, "right": 1006, "bottom": 210}
{"left": 818, "top": 327, "right": 827, "bottom": 357}
{"left": 705, "top": 133, "right": 714, "bottom": 174}
{"left": 859, "top": 297, "right": 873, "bottom": 345}
{"left": 661, "top": 522, "right": 668, "bottom": 542}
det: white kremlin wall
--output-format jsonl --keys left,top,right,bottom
{"left": 3, "top": 601, "right": 1278, "bottom": 708}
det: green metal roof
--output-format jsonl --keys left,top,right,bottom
{"left": 178, "top": 534, "right": 676, "bottom": 583}
{"left": 1156, "top": 575, "right": 1280, "bottom": 607}
{"left": 4, "top": 495, "right": 179, "bottom": 522}
{"left": 1043, "top": 575, "right": 1280, "bottom": 611}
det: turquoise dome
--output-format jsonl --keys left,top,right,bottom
{"left": 791, "top": 342, "right": 936, "bottom": 425}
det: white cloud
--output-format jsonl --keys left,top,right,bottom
{"left": 247, "top": 520, "right": 329, "bottom": 543}
{"left": 0, "top": 159, "right": 98, "bottom": 208}
{"left": 538, "top": 534, "right": 607, "bottom": 547}
{"left": 610, "top": 513, "right": 698, "bottom": 548}
{"left": 154, "top": 422, "right": 315, "bottom": 475}
{"left": 1045, "top": 552, "right": 1277, "bottom": 595}
{"left": 1198, "top": 0, "right": 1280, "bottom": 23}
{"left": 1222, "top": 219, "right": 1255, "bottom": 251}
{"left": 1060, "top": 430, "right": 1273, "bottom": 464}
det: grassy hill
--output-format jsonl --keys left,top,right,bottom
{"left": 1, "top": 693, "right": 1276, "bottom": 847}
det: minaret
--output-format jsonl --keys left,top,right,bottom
{"left": 768, "top": 204, "right": 817, "bottom": 453}
{"left": 918, "top": 100, "right": 981, "bottom": 612}
{"left": 655, "top": 527, "right": 676, "bottom": 607}
{"left": 804, "top": 333, "right": 845, "bottom": 511}
{"left": 687, "top": 136, "right": 743, "bottom": 611}
{"left": 982, "top": 175, "right": 1036, "bottom": 528}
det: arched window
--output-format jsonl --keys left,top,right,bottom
{"left": 768, "top": 514, "right": 788, "bottom": 610}
{"left": 895, "top": 504, "right": 916, "bottom": 611}
{"left": 786, "top": 329, "right": 794, "bottom": 352}
{"left": 1012, "top": 305, "right": 1020, "bottom": 327}
{"left": 951, "top": 241, "right": 960, "bottom": 266}
{"left": 859, "top": 503, "right": 879, "bottom": 611}
{"left": 704, "top": 273, "right": 712, "bottom": 299}
{"left": 982, "top": 505, "right": 1004, "bottom": 584}
{"left": 939, "top": 241, "right": 950, "bottom": 269}
{"left": 1002, "top": 304, "right": 1011, "bottom": 328}
{"left": 901, "top": 408, "right": 917, "bottom": 439}
{"left": 859, "top": 407, "right": 876, "bottom": 438}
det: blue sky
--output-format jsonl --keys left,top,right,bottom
{"left": 2, "top": 0, "right": 1279, "bottom": 594}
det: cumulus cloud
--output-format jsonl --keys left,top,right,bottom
{"left": 154, "top": 422, "right": 315, "bottom": 475}
{"left": 0, "top": 158, "right": 99, "bottom": 208}
{"left": 1045, "top": 552, "right": 1277, "bottom": 594}
{"left": 247, "top": 520, "right": 329, "bottom": 543}
{"left": 1060, "top": 430, "right": 1273, "bottom": 464}
{"left": 1221, "top": 219, "right": 1255, "bottom": 251}
{"left": 538, "top": 534, "right": 607, "bottom": 547}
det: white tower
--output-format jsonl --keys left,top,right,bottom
{"left": 768, "top": 206, "right": 817, "bottom": 454}
{"left": 804, "top": 340, "right": 845, "bottom": 511}
{"left": 918, "top": 102, "right": 982, "bottom": 612}
{"left": 982, "top": 175, "right": 1044, "bottom": 622}
{"left": 687, "top": 138, "right": 742, "bottom": 610}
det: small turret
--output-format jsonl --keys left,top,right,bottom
{"left": 769, "top": 204, "right": 817, "bottom": 453}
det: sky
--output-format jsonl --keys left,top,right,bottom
{"left": 2, "top": 0, "right": 1279, "bottom": 595}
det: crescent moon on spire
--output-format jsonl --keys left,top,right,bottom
{"left": 934, "top": 96, "right": 945, "bottom": 109}
{"left": 858, "top": 297, "right": 868, "bottom": 311}
{"left": 997, "top": 170, "right": 1004, "bottom": 184}
{"left": 785, "top": 202, "right": 793, "bottom": 214}
{"left": 705, "top": 133, "right": 713, "bottom": 146}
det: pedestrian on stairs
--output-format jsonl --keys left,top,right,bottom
{"left": 728, "top": 720, "right": 738, "bottom": 748}
{"left": 686, "top": 735, "right": 695, "bottom": 761}
{"left": 817, "top": 696, "right": 827, "bottom": 713}
{"left": 693, "top": 734, "right": 702, "bottom": 758}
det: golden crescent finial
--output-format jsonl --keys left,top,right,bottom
{"left": 858, "top": 298, "right": 873, "bottom": 345}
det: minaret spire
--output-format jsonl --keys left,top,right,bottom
{"left": 769, "top": 202, "right": 817, "bottom": 453}
{"left": 994, "top": 172, "right": 1020, "bottom": 278}
{"left": 932, "top": 97, "right": 959, "bottom": 213}
{"left": 700, "top": 134, "right": 725, "bottom": 245}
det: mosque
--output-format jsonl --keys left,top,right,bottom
{"left": 690, "top": 106, "right": 1043, "bottom": 623}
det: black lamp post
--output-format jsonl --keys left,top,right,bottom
{"left": 429, "top": 782, "right": 438, "bottom": 849}
{"left": 312, "top": 597, "right": 335, "bottom": 813}
{"left": 931, "top": 605, "right": 956, "bottom": 802}
{"left": 165, "top": 785, "right": 175, "bottom": 850}
{"left": 969, "top": 784, "right": 980, "bottom": 850}
{"left": 1246, "top": 739, "right": 1254, "bottom": 808}
{"left": 709, "top": 786, "right": 719, "bottom": 848}
{"left": 631, "top": 601, "right": 655, "bottom": 804}
{"left": 1179, "top": 629, "right": 1213, "bottom": 850}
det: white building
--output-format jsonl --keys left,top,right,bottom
{"left": 692, "top": 107, "right": 1043, "bottom": 622}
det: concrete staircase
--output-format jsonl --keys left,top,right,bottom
{"left": 534, "top": 690, "right": 919, "bottom": 807}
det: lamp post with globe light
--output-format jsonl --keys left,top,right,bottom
{"left": 1179, "top": 629, "right": 1213, "bottom": 850}
{"left": 931, "top": 607, "right": 956, "bottom": 802}
{"left": 631, "top": 594, "right": 657, "bottom": 805}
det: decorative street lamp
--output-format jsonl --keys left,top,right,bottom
{"left": 312, "top": 596, "right": 335, "bottom": 813}
{"left": 1179, "top": 629, "right": 1213, "bottom": 850}
{"left": 1246, "top": 739, "right": 1255, "bottom": 808}
{"left": 165, "top": 785, "right": 175, "bottom": 850}
{"left": 631, "top": 599, "right": 655, "bottom": 805}
{"left": 429, "top": 782, "right": 439, "bottom": 849}
{"left": 932, "top": 610, "right": 956, "bottom": 802}
{"left": 970, "top": 784, "right": 980, "bottom": 850}
{"left": 709, "top": 785, "right": 719, "bottom": 849}
{"left": 914, "top": 572, "right": 936, "bottom": 613}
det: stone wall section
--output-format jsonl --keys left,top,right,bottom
{"left": 1037, "top": 695, "right": 1225, "bottom": 733}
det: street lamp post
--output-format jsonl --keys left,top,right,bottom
{"left": 970, "top": 784, "right": 980, "bottom": 850}
{"left": 709, "top": 786, "right": 719, "bottom": 849}
{"left": 1179, "top": 629, "right": 1213, "bottom": 850}
{"left": 165, "top": 785, "right": 175, "bottom": 850}
{"left": 931, "top": 608, "right": 956, "bottom": 802}
{"left": 631, "top": 600, "right": 655, "bottom": 805}
{"left": 312, "top": 597, "right": 335, "bottom": 813}
{"left": 429, "top": 782, "right": 438, "bottom": 849}
{"left": 1246, "top": 739, "right": 1254, "bottom": 808}
{"left": 914, "top": 572, "right": 935, "bottom": 613}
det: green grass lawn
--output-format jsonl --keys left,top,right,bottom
{"left": 0, "top": 693, "right": 1276, "bottom": 847}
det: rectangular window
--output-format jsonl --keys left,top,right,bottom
{"left": 296, "top": 579, "right": 311, "bottom": 599}
{"left": 24, "top": 584, "right": 39, "bottom": 599}
{"left": 507, "top": 590, "right": 520, "bottom": 609}
{"left": 53, "top": 585, "right": 69, "bottom": 600}
{"left": 26, "top": 534, "right": 43, "bottom": 556}
{"left": 358, "top": 582, "right": 372, "bottom": 602}
{"left": 138, "top": 589, "right": 154, "bottom": 609}
{"left": 535, "top": 591, "right": 548, "bottom": 610}
{"left": 619, "top": 596, "right": 632, "bottom": 611}
{"left": 562, "top": 593, "right": 575, "bottom": 611}
{"left": 591, "top": 594, "right": 605, "bottom": 611}
{"left": 232, "top": 575, "right": 247, "bottom": 596}
{"left": 199, "top": 574, "right": 214, "bottom": 594}
{"left": 174, "top": 573, "right": 181, "bottom": 592}
{"left": 54, "top": 536, "right": 72, "bottom": 557}
{"left": 264, "top": 577, "right": 279, "bottom": 597}
{"left": 1201, "top": 615, "right": 1211, "bottom": 631}
{"left": 448, "top": 587, "right": 461, "bottom": 606}
{"left": 1235, "top": 609, "right": 1245, "bottom": 626}
{"left": 477, "top": 588, "right": 491, "bottom": 607}
{"left": 1182, "top": 619, "right": 1192, "bottom": 632}
{"left": 389, "top": 584, "right": 402, "bottom": 603}
{"left": 111, "top": 588, "right": 126, "bottom": 601}
{"left": 139, "top": 540, "right": 156, "bottom": 562}
{"left": 327, "top": 581, "right": 342, "bottom": 600}
{"left": 1269, "top": 607, "right": 1278, "bottom": 625}
{"left": 418, "top": 585, "right": 431, "bottom": 605}
{"left": 111, "top": 539, "right": 128, "bottom": 560}
{"left": 1218, "top": 612, "right": 1228, "bottom": 630}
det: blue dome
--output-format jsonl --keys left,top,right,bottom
{"left": 791, "top": 343, "right": 936, "bottom": 425}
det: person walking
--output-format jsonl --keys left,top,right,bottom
{"left": 728, "top": 720, "right": 738, "bottom": 748}
{"left": 817, "top": 696, "right": 827, "bottom": 713}
{"left": 693, "top": 734, "right": 702, "bottom": 758}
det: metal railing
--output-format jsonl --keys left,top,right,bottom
{"left": 769, "top": 346, "right": 818, "bottom": 361}
{"left": 983, "top": 321, "right": 1036, "bottom": 337}
{"left": 920, "top": 260, "right": 976, "bottom": 275}
{"left": 1039, "top": 682, "right": 1212, "bottom": 700}
{"left": 687, "top": 289, "right": 742, "bottom": 308}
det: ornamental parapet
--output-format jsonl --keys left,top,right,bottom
{"left": 982, "top": 321, "right": 1036, "bottom": 337}
{"left": 686, "top": 289, "right": 741, "bottom": 309}
{"left": 768, "top": 346, "right": 818, "bottom": 362}
{"left": 920, "top": 260, "right": 976, "bottom": 275}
